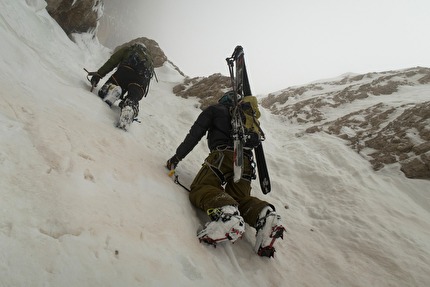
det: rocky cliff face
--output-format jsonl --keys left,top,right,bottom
{"left": 173, "top": 74, "right": 231, "bottom": 109}
{"left": 46, "top": 0, "right": 104, "bottom": 36}
{"left": 261, "top": 67, "right": 430, "bottom": 180}
{"left": 45, "top": 2, "right": 174, "bottom": 70}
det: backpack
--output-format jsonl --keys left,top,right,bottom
{"left": 220, "top": 92, "right": 265, "bottom": 148}
{"left": 122, "top": 44, "right": 155, "bottom": 95}
{"left": 239, "top": 96, "right": 265, "bottom": 148}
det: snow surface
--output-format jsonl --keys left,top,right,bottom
{"left": 1, "top": 1, "right": 430, "bottom": 286}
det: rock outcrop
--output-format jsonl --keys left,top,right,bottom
{"left": 173, "top": 74, "right": 231, "bottom": 109}
{"left": 46, "top": 0, "right": 104, "bottom": 36}
{"left": 261, "top": 67, "right": 430, "bottom": 179}
{"left": 113, "top": 37, "right": 172, "bottom": 69}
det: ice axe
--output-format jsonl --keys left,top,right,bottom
{"left": 84, "top": 68, "right": 97, "bottom": 92}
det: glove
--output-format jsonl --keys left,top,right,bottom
{"left": 166, "top": 155, "right": 180, "bottom": 170}
{"left": 90, "top": 73, "right": 102, "bottom": 87}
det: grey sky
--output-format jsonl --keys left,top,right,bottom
{"left": 100, "top": 0, "right": 430, "bottom": 94}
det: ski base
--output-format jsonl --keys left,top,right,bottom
{"left": 255, "top": 143, "right": 271, "bottom": 194}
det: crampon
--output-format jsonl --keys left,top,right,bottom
{"left": 197, "top": 205, "right": 245, "bottom": 247}
{"left": 256, "top": 225, "right": 286, "bottom": 258}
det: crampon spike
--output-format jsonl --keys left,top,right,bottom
{"left": 257, "top": 246, "right": 276, "bottom": 258}
{"left": 198, "top": 234, "right": 229, "bottom": 248}
{"left": 199, "top": 237, "right": 219, "bottom": 248}
{"left": 257, "top": 225, "right": 286, "bottom": 258}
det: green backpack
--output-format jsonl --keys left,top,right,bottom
{"left": 239, "top": 95, "right": 265, "bottom": 147}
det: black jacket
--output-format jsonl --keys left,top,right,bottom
{"left": 175, "top": 103, "right": 233, "bottom": 160}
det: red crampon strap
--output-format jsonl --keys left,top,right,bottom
{"left": 199, "top": 234, "right": 230, "bottom": 248}
{"left": 199, "top": 231, "right": 243, "bottom": 248}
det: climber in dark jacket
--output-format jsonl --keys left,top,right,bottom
{"left": 89, "top": 43, "right": 155, "bottom": 129}
{"left": 166, "top": 91, "right": 285, "bottom": 257}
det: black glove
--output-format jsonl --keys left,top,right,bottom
{"left": 166, "top": 155, "right": 180, "bottom": 170}
{"left": 90, "top": 73, "right": 102, "bottom": 87}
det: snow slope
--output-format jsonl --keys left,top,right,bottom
{"left": 1, "top": 1, "right": 429, "bottom": 286}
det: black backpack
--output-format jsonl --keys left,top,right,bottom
{"left": 122, "top": 44, "right": 155, "bottom": 95}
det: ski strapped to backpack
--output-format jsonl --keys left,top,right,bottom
{"left": 226, "top": 46, "right": 271, "bottom": 194}
{"left": 226, "top": 46, "right": 246, "bottom": 183}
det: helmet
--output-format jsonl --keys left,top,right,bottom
{"left": 218, "top": 90, "right": 242, "bottom": 105}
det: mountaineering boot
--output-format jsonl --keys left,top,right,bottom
{"left": 117, "top": 98, "right": 139, "bottom": 130}
{"left": 98, "top": 83, "right": 122, "bottom": 106}
{"left": 254, "top": 206, "right": 286, "bottom": 258}
{"left": 197, "top": 205, "right": 245, "bottom": 246}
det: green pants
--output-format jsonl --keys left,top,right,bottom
{"left": 189, "top": 150, "right": 271, "bottom": 228}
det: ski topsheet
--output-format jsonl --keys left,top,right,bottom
{"left": 226, "top": 46, "right": 271, "bottom": 193}
{"left": 227, "top": 46, "right": 246, "bottom": 182}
